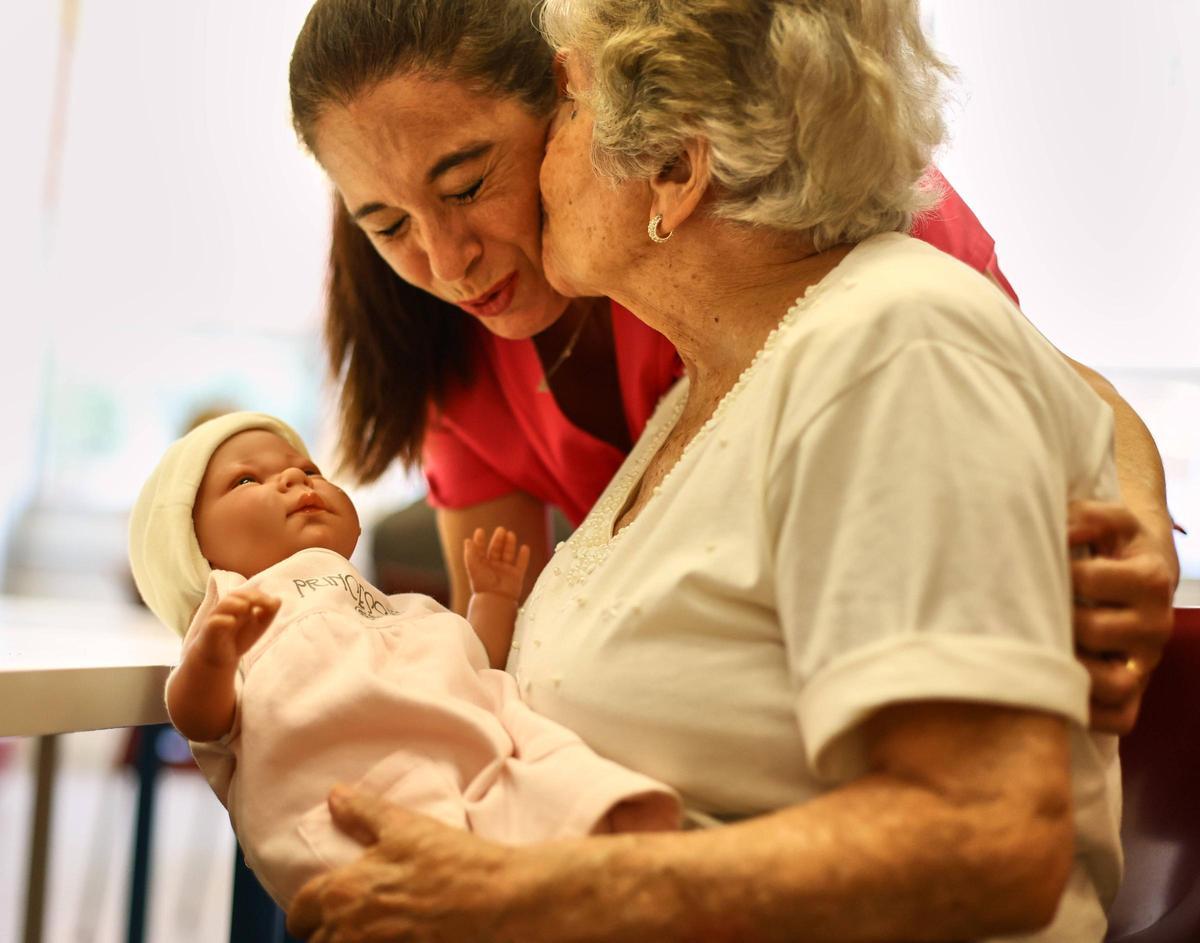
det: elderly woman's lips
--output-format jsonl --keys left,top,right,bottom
{"left": 459, "top": 272, "right": 518, "bottom": 318}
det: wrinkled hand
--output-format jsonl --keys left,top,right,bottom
{"left": 287, "top": 787, "right": 516, "bottom": 943}
{"left": 187, "top": 588, "right": 279, "bottom": 669}
{"left": 463, "top": 526, "right": 531, "bottom": 599}
{"left": 1069, "top": 500, "right": 1179, "bottom": 735}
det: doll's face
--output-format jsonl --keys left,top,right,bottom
{"left": 192, "top": 430, "right": 360, "bottom": 577}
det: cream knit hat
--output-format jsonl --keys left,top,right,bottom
{"left": 128, "top": 411, "right": 310, "bottom": 637}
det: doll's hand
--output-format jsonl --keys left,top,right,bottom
{"left": 463, "top": 527, "right": 531, "bottom": 601}
{"left": 1069, "top": 500, "right": 1178, "bottom": 735}
{"left": 188, "top": 588, "right": 280, "bottom": 670}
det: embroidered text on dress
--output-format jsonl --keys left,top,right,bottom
{"left": 291, "top": 572, "right": 399, "bottom": 619}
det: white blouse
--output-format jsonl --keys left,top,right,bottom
{"left": 512, "top": 233, "right": 1121, "bottom": 940}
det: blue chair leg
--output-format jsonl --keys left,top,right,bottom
{"left": 230, "top": 846, "right": 300, "bottom": 943}
{"left": 126, "top": 724, "right": 167, "bottom": 943}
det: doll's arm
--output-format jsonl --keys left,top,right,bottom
{"left": 464, "top": 527, "right": 531, "bottom": 669}
{"left": 165, "top": 588, "right": 280, "bottom": 742}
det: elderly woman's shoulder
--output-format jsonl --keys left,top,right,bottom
{"left": 749, "top": 234, "right": 1105, "bottom": 466}
{"left": 838, "top": 233, "right": 1010, "bottom": 315}
{"left": 764, "top": 232, "right": 1086, "bottom": 415}
{"left": 791, "top": 233, "right": 1030, "bottom": 355}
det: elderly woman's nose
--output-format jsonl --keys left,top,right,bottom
{"left": 422, "top": 218, "right": 483, "bottom": 284}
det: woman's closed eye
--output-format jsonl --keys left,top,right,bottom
{"left": 376, "top": 216, "right": 409, "bottom": 240}
{"left": 447, "top": 178, "right": 484, "bottom": 205}
{"left": 373, "top": 179, "right": 484, "bottom": 241}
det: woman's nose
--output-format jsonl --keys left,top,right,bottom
{"left": 422, "top": 216, "right": 482, "bottom": 284}
{"left": 277, "top": 466, "right": 308, "bottom": 490}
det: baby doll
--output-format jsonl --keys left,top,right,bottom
{"left": 128, "top": 412, "right": 679, "bottom": 907}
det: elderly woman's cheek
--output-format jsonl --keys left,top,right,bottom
{"left": 538, "top": 141, "right": 566, "bottom": 220}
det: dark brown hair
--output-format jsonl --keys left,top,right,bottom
{"left": 289, "top": 0, "right": 557, "bottom": 481}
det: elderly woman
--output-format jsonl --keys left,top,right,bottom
{"left": 287, "top": 2, "right": 1131, "bottom": 941}
{"left": 289, "top": 0, "right": 1175, "bottom": 737}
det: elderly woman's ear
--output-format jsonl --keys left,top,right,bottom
{"left": 648, "top": 138, "right": 711, "bottom": 238}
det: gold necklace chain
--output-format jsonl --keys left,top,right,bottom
{"left": 536, "top": 306, "right": 593, "bottom": 393}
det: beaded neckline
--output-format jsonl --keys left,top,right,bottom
{"left": 551, "top": 267, "right": 845, "bottom": 590}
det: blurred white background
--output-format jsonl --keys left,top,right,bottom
{"left": 1, "top": 2, "right": 1195, "bottom": 603}
{"left": 923, "top": 0, "right": 1200, "bottom": 586}
{"left": 0, "top": 1, "right": 1196, "bottom": 599}
{"left": 1, "top": 2, "right": 419, "bottom": 603}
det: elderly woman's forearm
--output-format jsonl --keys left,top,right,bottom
{"left": 494, "top": 708, "right": 1073, "bottom": 943}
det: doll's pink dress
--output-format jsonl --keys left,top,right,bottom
{"left": 179, "top": 547, "right": 679, "bottom": 906}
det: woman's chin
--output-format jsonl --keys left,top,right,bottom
{"left": 466, "top": 302, "right": 568, "bottom": 341}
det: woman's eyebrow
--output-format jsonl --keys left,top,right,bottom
{"left": 349, "top": 142, "right": 494, "bottom": 221}
{"left": 351, "top": 202, "right": 387, "bottom": 221}
{"left": 426, "top": 142, "right": 493, "bottom": 184}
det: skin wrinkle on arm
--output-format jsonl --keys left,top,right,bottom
{"left": 290, "top": 703, "right": 1074, "bottom": 943}
{"left": 494, "top": 704, "right": 1073, "bottom": 943}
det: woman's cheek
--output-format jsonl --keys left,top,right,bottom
{"left": 382, "top": 241, "right": 433, "bottom": 291}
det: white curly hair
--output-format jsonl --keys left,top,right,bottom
{"left": 539, "top": 0, "right": 954, "bottom": 249}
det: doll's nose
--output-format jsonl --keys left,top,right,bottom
{"left": 277, "top": 466, "right": 308, "bottom": 489}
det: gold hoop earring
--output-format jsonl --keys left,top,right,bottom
{"left": 648, "top": 214, "right": 673, "bottom": 244}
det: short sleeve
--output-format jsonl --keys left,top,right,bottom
{"left": 421, "top": 414, "right": 518, "bottom": 510}
{"left": 770, "top": 338, "right": 1091, "bottom": 783}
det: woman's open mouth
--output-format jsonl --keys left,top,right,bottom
{"left": 459, "top": 272, "right": 518, "bottom": 318}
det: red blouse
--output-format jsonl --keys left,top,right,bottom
{"left": 423, "top": 170, "right": 1016, "bottom": 524}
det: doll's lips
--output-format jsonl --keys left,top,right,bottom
{"left": 289, "top": 492, "right": 328, "bottom": 516}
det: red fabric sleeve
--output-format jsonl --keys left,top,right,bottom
{"left": 418, "top": 306, "right": 676, "bottom": 524}
{"left": 912, "top": 167, "right": 1019, "bottom": 305}
{"left": 421, "top": 413, "right": 518, "bottom": 511}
